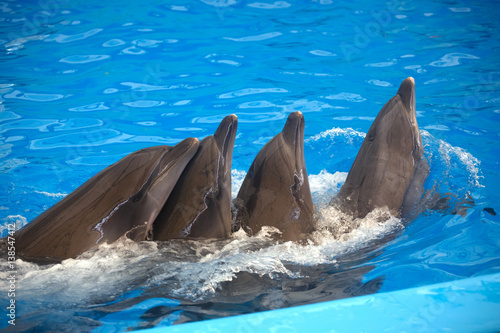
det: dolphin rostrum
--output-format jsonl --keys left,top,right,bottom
{"left": 332, "top": 77, "right": 429, "bottom": 219}
{"left": 15, "top": 138, "right": 199, "bottom": 262}
{"left": 153, "top": 115, "right": 238, "bottom": 240}
{"left": 234, "top": 111, "right": 315, "bottom": 242}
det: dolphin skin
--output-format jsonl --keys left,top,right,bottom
{"left": 153, "top": 115, "right": 238, "bottom": 240}
{"left": 235, "top": 111, "right": 315, "bottom": 242}
{"left": 332, "top": 77, "right": 429, "bottom": 218}
{"left": 15, "top": 138, "right": 199, "bottom": 261}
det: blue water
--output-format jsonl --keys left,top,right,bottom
{"left": 1, "top": 0, "right": 500, "bottom": 331}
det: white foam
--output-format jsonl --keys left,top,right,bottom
{"left": 6, "top": 239, "right": 160, "bottom": 305}
{"left": 305, "top": 127, "right": 365, "bottom": 144}
{"left": 231, "top": 169, "right": 247, "bottom": 198}
{"left": 0, "top": 215, "right": 27, "bottom": 235}
{"left": 309, "top": 170, "right": 347, "bottom": 207}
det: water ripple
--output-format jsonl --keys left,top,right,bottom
{"left": 4, "top": 35, "right": 47, "bottom": 52}
{"left": 123, "top": 100, "right": 165, "bottom": 108}
{"left": 103, "top": 39, "right": 126, "bottom": 47}
{"left": 429, "top": 53, "right": 480, "bottom": 67}
{"left": 223, "top": 32, "right": 282, "bottom": 42}
{"left": 170, "top": 5, "right": 188, "bottom": 11}
{"left": 309, "top": 50, "right": 336, "bottom": 57}
{"left": 69, "top": 102, "right": 109, "bottom": 112}
{"left": 367, "top": 80, "right": 392, "bottom": 87}
{"left": 193, "top": 112, "right": 285, "bottom": 124}
{"left": 121, "top": 82, "right": 208, "bottom": 91}
{"left": 450, "top": 7, "right": 471, "bottom": 13}
{"left": 205, "top": 53, "right": 244, "bottom": 66}
{"left": 1, "top": 119, "right": 58, "bottom": 133}
{"left": 0, "top": 111, "right": 20, "bottom": 122}
{"left": 131, "top": 39, "right": 164, "bottom": 47}
{"left": 29, "top": 129, "right": 178, "bottom": 150}
{"left": 199, "top": 0, "right": 238, "bottom": 7}
{"left": 0, "top": 118, "right": 103, "bottom": 133}
{"left": 45, "top": 29, "right": 103, "bottom": 43}
{"left": 0, "top": 142, "right": 12, "bottom": 159}
{"left": 0, "top": 158, "right": 29, "bottom": 173}
{"left": 364, "top": 60, "right": 397, "bottom": 67}
{"left": 103, "top": 88, "right": 119, "bottom": 94}
{"left": 237, "top": 99, "right": 335, "bottom": 113}
{"left": 238, "top": 100, "right": 275, "bottom": 108}
{"left": 247, "top": 1, "right": 291, "bottom": 9}
{"left": 60, "top": 55, "right": 110, "bottom": 64}
{"left": 172, "top": 100, "right": 191, "bottom": 106}
{"left": 281, "top": 71, "right": 340, "bottom": 77}
{"left": 122, "top": 46, "right": 146, "bottom": 55}
{"left": 325, "top": 92, "right": 366, "bottom": 102}
{"left": 3, "top": 90, "right": 68, "bottom": 102}
{"left": 218, "top": 87, "right": 287, "bottom": 99}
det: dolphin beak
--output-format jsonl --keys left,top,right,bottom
{"left": 397, "top": 77, "right": 416, "bottom": 116}
{"left": 214, "top": 114, "right": 238, "bottom": 162}
{"left": 154, "top": 137, "right": 200, "bottom": 184}
{"left": 282, "top": 111, "right": 305, "bottom": 147}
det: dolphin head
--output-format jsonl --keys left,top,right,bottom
{"left": 282, "top": 111, "right": 307, "bottom": 173}
{"left": 335, "top": 77, "right": 427, "bottom": 218}
{"left": 235, "top": 111, "right": 314, "bottom": 241}
{"left": 100, "top": 137, "right": 200, "bottom": 242}
{"left": 213, "top": 114, "right": 238, "bottom": 175}
{"left": 15, "top": 137, "right": 200, "bottom": 261}
{"left": 396, "top": 77, "right": 424, "bottom": 160}
{"left": 153, "top": 115, "right": 238, "bottom": 240}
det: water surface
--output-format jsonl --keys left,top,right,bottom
{"left": 1, "top": 0, "right": 499, "bottom": 331}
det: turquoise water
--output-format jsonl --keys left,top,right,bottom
{"left": 1, "top": 0, "right": 500, "bottom": 331}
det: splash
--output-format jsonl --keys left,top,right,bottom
{"left": 437, "top": 138, "right": 482, "bottom": 187}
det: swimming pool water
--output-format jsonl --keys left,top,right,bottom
{"left": 1, "top": 0, "right": 499, "bottom": 331}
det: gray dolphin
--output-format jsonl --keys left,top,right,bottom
{"left": 153, "top": 115, "right": 238, "bottom": 240}
{"left": 15, "top": 138, "right": 199, "bottom": 262}
{"left": 234, "top": 111, "right": 315, "bottom": 242}
{"left": 332, "top": 77, "right": 429, "bottom": 218}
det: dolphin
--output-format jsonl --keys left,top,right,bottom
{"left": 332, "top": 77, "right": 429, "bottom": 219}
{"left": 15, "top": 138, "right": 200, "bottom": 262}
{"left": 234, "top": 111, "right": 315, "bottom": 242}
{"left": 153, "top": 115, "right": 238, "bottom": 240}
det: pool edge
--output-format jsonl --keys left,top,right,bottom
{"left": 137, "top": 273, "right": 500, "bottom": 332}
